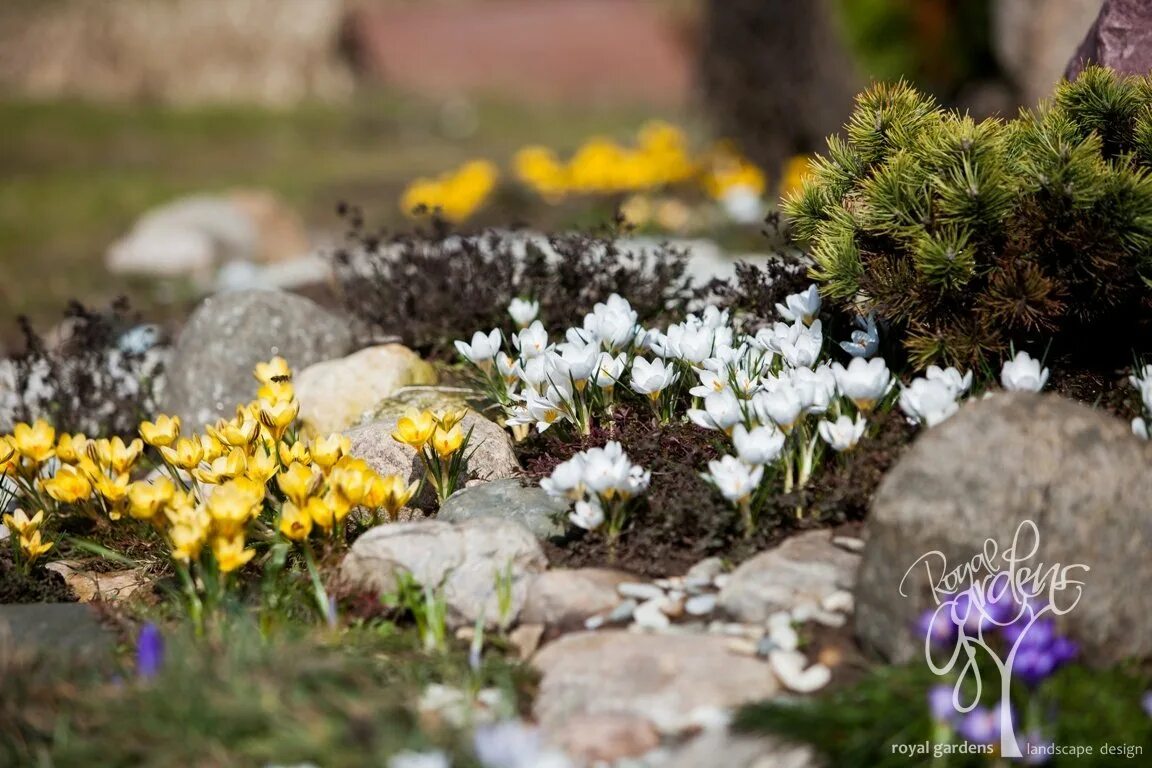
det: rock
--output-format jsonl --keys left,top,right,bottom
{"left": 214, "top": 254, "right": 333, "bottom": 293}
{"left": 990, "top": 0, "right": 1103, "bottom": 106}
{"left": 633, "top": 598, "right": 672, "bottom": 630}
{"left": 685, "top": 593, "right": 718, "bottom": 616}
{"left": 685, "top": 556, "right": 725, "bottom": 584}
{"left": 532, "top": 631, "right": 779, "bottom": 734}
{"left": 295, "top": 344, "right": 438, "bottom": 434}
{"left": 718, "top": 530, "right": 861, "bottom": 624}
{"left": 768, "top": 650, "right": 832, "bottom": 693}
{"left": 0, "top": 603, "right": 115, "bottom": 661}
{"left": 548, "top": 713, "right": 661, "bottom": 764}
{"left": 1066, "top": 0, "right": 1152, "bottom": 82}
{"left": 161, "top": 289, "right": 352, "bottom": 429}
{"left": 340, "top": 518, "right": 547, "bottom": 629}
{"left": 666, "top": 728, "right": 820, "bottom": 768}
{"left": 618, "top": 581, "right": 666, "bottom": 602}
{"left": 437, "top": 478, "right": 567, "bottom": 541}
{"left": 509, "top": 623, "right": 545, "bottom": 660}
{"left": 344, "top": 404, "right": 518, "bottom": 509}
{"left": 522, "top": 568, "right": 633, "bottom": 631}
{"left": 44, "top": 561, "right": 146, "bottom": 603}
{"left": 856, "top": 393, "right": 1152, "bottom": 665}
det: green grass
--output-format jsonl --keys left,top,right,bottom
{"left": 0, "top": 92, "right": 669, "bottom": 340}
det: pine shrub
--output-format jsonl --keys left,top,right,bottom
{"left": 785, "top": 66, "right": 1152, "bottom": 369}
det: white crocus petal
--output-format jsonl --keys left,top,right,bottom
{"left": 791, "top": 365, "right": 837, "bottom": 415}
{"left": 593, "top": 352, "right": 627, "bottom": 389}
{"left": 513, "top": 320, "right": 550, "bottom": 359}
{"left": 775, "top": 284, "right": 822, "bottom": 325}
{"left": 1134, "top": 417, "right": 1149, "bottom": 440}
{"left": 778, "top": 319, "right": 823, "bottom": 368}
{"left": 1000, "top": 351, "right": 1049, "bottom": 392}
{"left": 831, "top": 357, "right": 892, "bottom": 411}
{"left": 925, "top": 365, "right": 972, "bottom": 397}
{"left": 752, "top": 387, "right": 803, "bottom": 432}
{"left": 689, "top": 366, "right": 730, "bottom": 399}
{"left": 569, "top": 498, "right": 604, "bottom": 531}
{"left": 687, "top": 390, "right": 744, "bottom": 432}
{"left": 582, "top": 294, "right": 639, "bottom": 351}
{"left": 508, "top": 391, "right": 569, "bottom": 432}
{"left": 496, "top": 352, "right": 522, "bottom": 385}
{"left": 508, "top": 297, "right": 540, "bottom": 328}
{"left": 387, "top": 750, "right": 451, "bottom": 768}
{"left": 630, "top": 357, "right": 678, "bottom": 397}
{"left": 899, "top": 378, "right": 960, "bottom": 428}
{"left": 704, "top": 455, "right": 764, "bottom": 503}
{"left": 732, "top": 423, "right": 786, "bottom": 465}
{"left": 548, "top": 343, "right": 599, "bottom": 385}
{"left": 817, "top": 414, "right": 867, "bottom": 452}
{"left": 839, "top": 314, "right": 879, "bottom": 358}
{"left": 1138, "top": 378, "right": 1152, "bottom": 415}
{"left": 540, "top": 456, "right": 587, "bottom": 501}
{"left": 454, "top": 328, "right": 501, "bottom": 364}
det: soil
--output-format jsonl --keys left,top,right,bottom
{"left": 519, "top": 405, "right": 916, "bottom": 578}
{"left": 0, "top": 550, "right": 76, "bottom": 604}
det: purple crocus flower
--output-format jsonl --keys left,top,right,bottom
{"left": 928, "top": 684, "right": 957, "bottom": 724}
{"left": 1020, "top": 729, "right": 1052, "bottom": 765}
{"left": 136, "top": 622, "right": 164, "bottom": 680}
{"left": 1142, "top": 691, "right": 1152, "bottom": 719}
{"left": 917, "top": 607, "right": 957, "bottom": 647}
{"left": 957, "top": 706, "right": 1000, "bottom": 744}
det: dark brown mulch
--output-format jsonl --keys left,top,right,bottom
{"left": 0, "top": 551, "right": 75, "bottom": 604}
{"left": 519, "top": 405, "right": 917, "bottom": 578}
{"left": 1046, "top": 357, "right": 1136, "bottom": 419}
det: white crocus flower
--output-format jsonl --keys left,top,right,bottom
{"left": 899, "top": 378, "right": 960, "bottom": 428}
{"left": 540, "top": 456, "right": 587, "bottom": 501}
{"left": 839, "top": 314, "right": 879, "bottom": 358}
{"left": 548, "top": 343, "right": 599, "bottom": 386}
{"left": 583, "top": 294, "right": 638, "bottom": 351}
{"left": 569, "top": 498, "right": 605, "bottom": 531}
{"left": 630, "top": 357, "right": 678, "bottom": 398}
{"left": 732, "top": 423, "right": 786, "bottom": 465}
{"left": 791, "top": 365, "right": 837, "bottom": 415}
{"left": 513, "top": 320, "right": 550, "bottom": 359}
{"left": 721, "top": 185, "right": 764, "bottom": 225}
{"left": 454, "top": 329, "right": 501, "bottom": 365}
{"left": 507, "top": 297, "right": 540, "bottom": 328}
{"left": 689, "top": 365, "right": 730, "bottom": 398}
{"left": 831, "top": 357, "right": 892, "bottom": 412}
{"left": 519, "top": 355, "right": 550, "bottom": 392}
{"left": 704, "top": 455, "right": 764, "bottom": 503}
{"left": 581, "top": 442, "right": 650, "bottom": 499}
{"left": 506, "top": 391, "right": 568, "bottom": 432}
{"left": 1000, "top": 351, "right": 1049, "bottom": 392}
{"left": 775, "top": 284, "right": 822, "bottom": 325}
{"left": 593, "top": 352, "right": 627, "bottom": 389}
{"left": 496, "top": 352, "right": 522, "bottom": 387}
{"left": 687, "top": 390, "right": 744, "bottom": 432}
{"left": 925, "top": 365, "right": 972, "bottom": 398}
{"left": 776, "top": 319, "right": 823, "bottom": 368}
{"left": 818, "top": 414, "right": 867, "bottom": 451}
{"left": 752, "top": 386, "right": 803, "bottom": 432}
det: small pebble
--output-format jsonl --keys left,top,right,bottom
{"left": 618, "top": 582, "right": 666, "bottom": 601}
{"left": 809, "top": 609, "right": 846, "bottom": 628}
{"left": 608, "top": 599, "right": 639, "bottom": 623}
{"left": 685, "top": 556, "right": 724, "bottom": 582}
{"left": 768, "top": 623, "right": 799, "bottom": 651}
{"left": 684, "top": 593, "right": 718, "bottom": 616}
{"left": 726, "top": 637, "right": 759, "bottom": 656}
{"left": 790, "top": 602, "right": 818, "bottom": 622}
{"left": 634, "top": 598, "right": 671, "bottom": 630}
{"left": 832, "top": 535, "right": 865, "bottom": 553}
{"left": 821, "top": 590, "right": 854, "bottom": 614}
{"left": 661, "top": 595, "right": 685, "bottom": 619}
{"left": 769, "top": 650, "right": 833, "bottom": 693}
{"left": 584, "top": 615, "right": 606, "bottom": 630}
{"left": 712, "top": 574, "right": 730, "bottom": 590}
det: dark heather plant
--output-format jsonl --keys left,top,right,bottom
{"left": 332, "top": 206, "right": 698, "bottom": 358}
{"left": 2, "top": 299, "right": 164, "bottom": 437}
{"left": 785, "top": 66, "right": 1152, "bottom": 369}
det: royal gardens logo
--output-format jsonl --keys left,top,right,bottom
{"left": 898, "top": 520, "right": 1089, "bottom": 759}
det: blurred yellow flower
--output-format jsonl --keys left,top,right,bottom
{"left": 258, "top": 399, "right": 299, "bottom": 442}
{"left": 127, "top": 478, "right": 175, "bottom": 521}
{"left": 278, "top": 501, "right": 313, "bottom": 542}
{"left": 365, "top": 474, "right": 419, "bottom": 520}
{"left": 433, "top": 407, "right": 468, "bottom": 432}
{"left": 12, "top": 421, "right": 56, "bottom": 463}
{"left": 55, "top": 433, "right": 88, "bottom": 464}
{"left": 170, "top": 521, "right": 207, "bottom": 563}
{"left": 3, "top": 508, "right": 45, "bottom": 537}
{"left": 304, "top": 496, "right": 338, "bottom": 534}
{"left": 391, "top": 409, "right": 436, "bottom": 448}
{"left": 246, "top": 445, "right": 280, "bottom": 485}
{"left": 108, "top": 437, "right": 144, "bottom": 475}
{"left": 19, "top": 529, "right": 53, "bottom": 562}
{"left": 278, "top": 440, "right": 311, "bottom": 467}
{"left": 195, "top": 447, "right": 247, "bottom": 484}
{"left": 42, "top": 465, "right": 93, "bottom": 504}
{"left": 400, "top": 159, "right": 499, "bottom": 223}
{"left": 701, "top": 141, "right": 766, "bottom": 200}
{"left": 94, "top": 472, "right": 130, "bottom": 506}
{"left": 139, "top": 415, "right": 181, "bottom": 447}
{"left": 431, "top": 424, "right": 465, "bottom": 458}
{"left": 207, "top": 478, "right": 264, "bottom": 537}
{"left": 254, "top": 357, "right": 292, "bottom": 386}
{"left": 211, "top": 534, "right": 255, "bottom": 574}
{"left": 161, "top": 437, "right": 205, "bottom": 470}
{"left": 309, "top": 434, "right": 349, "bottom": 470}
{"left": 257, "top": 380, "right": 295, "bottom": 404}
{"left": 330, "top": 460, "right": 372, "bottom": 506}
{"left": 277, "top": 461, "right": 320, "bottom": 507}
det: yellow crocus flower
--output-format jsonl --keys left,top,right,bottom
{"left": 329, "top": 461, "right": 372, "bottom": 506}
{"left": 55, "top": 433, "right": 87, "bottom": 464}
{"left": 194, "top": 447, "right": 247, "bottom": 484}
{"left": 169, "top": 522, "right": 207, "bottom": 562}
{"left": 257, "top": 380, "right": 295, "bottom": 404}
{"left": 160, "top": 437, "right": 205, "bottom": 470}
{"left": 433, "top": 407, "right": 468, "bottom": 432}
{"left": 391, "top": 409, "right": 436, "bottom": 448}
{"left": 309, "top": 434, "right": 349, "bottom": 470}
{"left": 306, "top": 496, "right": 338, "bottom": 534}
{"left": 3, "top": 508, "right": 45, "bottom": 537}
{"left": 12, "top": 420, "right": 56, "bottom": 463}
{"left": 107, "top": 437, "right": 144, "bottom": 475}
{"left": 0, "top": 436, "right": 13, "bottom": 466}
{"left": 207, "top": 477, "right": 264, "bottom": 537}
{"left": 20, "top": 529, "right": 54, "bottom": 562}
{"left": 42, "top": 465, "right": 93, "bottom": 504}
{"left": 139, "top": 414, "right": 181, "bottom": 447}
{"left": 431, "top": 424, "right": 465, "bottom": 458}
{"left": 254, "top": 357, "right": 292, "bottom": 385}
{"left": 365, "top": 474, "right": 419, "bottom": 520}
{"left": 276, "top": 461, "right": 319, "bottom": 507}
{"left": 278, "top": 501, "right": 313, "bottom": 542}
{"left": 278, "top": 440, "right": 311, "bottom": 466}
{"left": 201, "top": 433, "right": 225, "bottom": 462}
{"left": 245, "top": 445, "right": 279, "bottom": 485}
{"left": 127, "top": 478, "right": 175, "bottom": 521}
{"left": 212, "top": 534, "right": 255, "bottom": 574}
{"left": 258, "top": 399, "right": 299, "bottom": 442}
{"left": 209, "top": 416, "right": 259, "bottom": 448}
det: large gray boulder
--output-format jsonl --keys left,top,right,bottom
{"left": 856, "top": 393, "right": 1152, "bottom": 665}
{"left": 1066, "top": 0, "right": 1152, "bottom": 80}
{"left": 161, "top": 289, "right": 352, "bottom": 429}
{"left": 438, "top": 478, "right": 567, "bottom": 541}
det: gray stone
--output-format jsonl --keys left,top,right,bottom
{"left": 438, "top": 478, "right": 567, "bottom": 540}
{"left": 161, "top": 289, "right": 352, "bottom": 429}
{"left": 718, "top": 530, "right": 860, "bottom": 624}
{"left": 344, "top": 404, "right": 518, "bottom": 510}
{"left": 340, "top": 517, "right": 547, "bottom": 629}
{"left": 666, "top": 728, "right": 820, "bottom": 768}
{"left": 532, "top": 631, "right": 779, "bottom": 735}
{"left": 0, "top": 603, "right": 115, "bottom": 661}
{"left": 1066, "top": 0, "right": 1152, "bottom": 82}
{"left": 856, "top": 393, "right": 1152, "bottom": 665}
{"left": 992, "top": 0, "right": 1102, "bottom": 106}
{"left": 521, "top": 567, "right": 633, "bottom": 631}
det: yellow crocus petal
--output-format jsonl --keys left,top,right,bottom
{"left": 431, "top": 424, "right": 464, "bottom": 458}
{"left": 433, "top": 407, "right": 468, "bottom": 432}
{"left": 207, "top": 478, "right": 264, "bottom": 537}
{"left": 0, "top": 436, "right": 13, "bottom": 466}
{"left": 86, "top": 437, "right": 112, "bottom": 468}
{"left": 257, "top": 380, "right": 295, "bottom": 404}
{"left": 210, "top": 416, "right": 259, "bottom": 448}
{"left": 364, "top": 474, "right": 419, "bottom": 520}
{"left": 276, "top": 461, "right": 319, "bottom": 507}
{"left": 95, "top": 473, "right": 130, "bottom": 505}
{"left": 194, "top": 447, "right": 247, "bottom": 485}
{"left": 169, "top": 522, "right": 207, "bottom": 563}
{"left": 160, "top": 437, "right": 205, "bottom": 470}
{"left": 212, "top": 534, "right": 256, "bottom": 574}
{"left": 19, "top": 530, "right": 54, "bottom": 561}
{"left": 42, "top": 465, "right": 93, "bottom": 504}
{"left": 3, "top": 508, "right": 45, "bottom": 537}
{"left": 127, "top": 478, "right": 175, "bottom": 521}
{"left": 55, "top": 433, "right": 88, "bottom": 464}
{"left": 278, "top": 501, "right": 314, "bottom": 542}
{"left": 139, "top": 414, "right": 181, "bottom": 447}
{"left": 278, "top": 439, "right": 311, "bottom": 467}
{"left": 330, "top": 462, "right": 372, "bottom": 506}
{"left": 258, "top": 399, "right": 299, "bottom": 439}
{"left": 254, "top": 357, "right": 292, "bottom": 386}
{"left": 309, "top": 434, "right": 349, "bottom": 470}
{"left": 201, "top": 434, "right": 225, "bottom": 462}
{"left": 245, "top": 445, "right": 280, "bottom": 484}
{"left": 305, "top": 496, "right": 338, "bottom": 533}
{"left": 391, "top": 409, "right": 436, "bottom": 448}
{"left": 13, "top": 420, "right": 56, "bottom": 463}
{"left": 108, "top": 436, "right": 144, "bottom": 475}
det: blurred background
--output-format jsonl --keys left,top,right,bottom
{"left": 0, "top": 0, "right": 1106, "bottom": 347}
